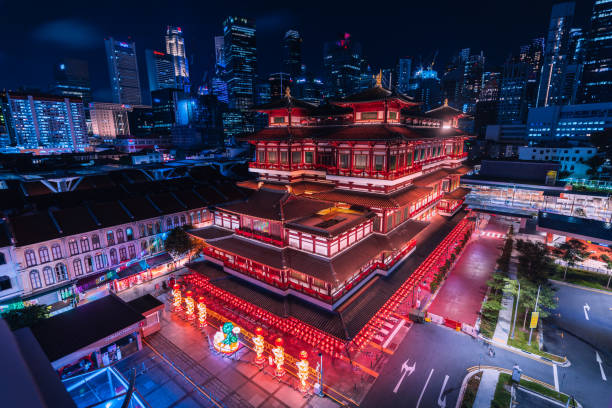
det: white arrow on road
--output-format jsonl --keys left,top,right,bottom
{"left": 596, "top": 352, "right": 607, "bottom": 381}
{"left": 437, "top": 375, "right": 449, "bottom": 407}
{"left": 393, "top": 359, "right": 416, "bottom": 393}
{"left": 584, "top": 303, "right": 590, "bottom": 320}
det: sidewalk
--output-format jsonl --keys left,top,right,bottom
{"left": 472, "top": 369, "right": 499, "bottom": 408}
{"left": 492, "top": 291, "right": 513, "bottom": 344}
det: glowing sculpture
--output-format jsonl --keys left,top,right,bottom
{"left": 253, "top": 327, "right": 265, "bottom": 365}
{"left": 213, "top": 322, "right": 240, "bottom": 354}
{"left": 197, "top": 297, "right": 207, "bottom": 328}
{"left": 272, "top": 337, "right": 285, "bottom": 377}
{"left": 185, "top": 291, "right": 195, "bottom": 320}
{"left": 296, "top": 350, "right": 309, "bottom": 393}
{"left": 172, "top": 284, "right": 182, "bottom": 311}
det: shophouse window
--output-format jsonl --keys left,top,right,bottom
{"left": 39, "top": 247, "right": 50, "bottom": 263}
{"left": 25, "top": 250, "right": 37, "bottom": 267}
{"left": 73, "top": 259, "right": 83, "bottom": 276}
{"left": 126, "top": 228, "right": 134, "bottom": 241}
{"left": 107, "top": 231, "right": 115, "bottom": 246}
{"left": 30, "top": 270, "right": 41, "bottom": 289}
{"left": 116, "top": 229, "right": 125, "bottom": 243}
{"left": 92, "top": 235, "right": 101, "bottom": 249}
{"left": 69, "top": 240, "right": 79, "bottom": 256}
{"left": 51, "top": 245, "right": 62, "bottom": 260}
{"left": 81, "top": 237, "right": 90, "bottom": 252}
{"left": 43, "top": 267, "right": 55, "bottom": 285}
{"left": 84, "top": 256, "right": 93, "bottom": 273}
{"left": 55, "top": 264, "right": 68, "bottom": 282}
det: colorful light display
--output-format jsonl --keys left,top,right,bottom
{"left": 172, "top": 284, "right": 182, "bottom": 311}
{"left": 253, "top": 327, "right": 265, "bottom": 365}
{"left": 185, "top": 291, "right": 195, "bottom": 320}
{"left": 197, "top": 297, "right": 207, "bottom": 328}
{"left": 296, "top": 350, "right": 309, "bottom": 393}
{"left": 213, "top": 322, "right": 241, "bottom": 354}
{"left": 272, "top": 337, "right": 285, "bottom": 377}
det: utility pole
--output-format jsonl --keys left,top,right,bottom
{"left": 511, "top": 280, "right": 520, "bottom": 339}
{"left": 528, "top": 284, "right": 541, "bottom": 346}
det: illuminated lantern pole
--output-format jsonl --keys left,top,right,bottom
{"left": 253, "top": 327, "right": 265, "bottom": 366}
{"left": 185, "top": 290, "right": 195, "bottom": 320}
{"left": 197, "top": 297, "right": 207, "bottom": 328}
{"left": 296, "top": 351, "right": 309, "bottom": 393}
{"left": 172, "top": 284, "right": 182, "bottom": 311}
{"left": 272, "top": 338, "right": 285, "bottom": 377}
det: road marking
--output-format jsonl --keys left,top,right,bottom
{"left": 393, "top": 359, "right": 416, "bottom": 393}
{"left": 553, "top": 364, "right": 559, "bottom": 391}
{"left": 583, "top": 303, "right": 590, "bottom": 320}
{"left": 416, "top": 368, "right": 434, "bottom": 408}
{"left": 437, "top": 375, "right": 449, "bottom": 407}
{"left": 383, "top": 319, "right": 405, "bottom": 349}
{"left": 596, "top": 352, "right": 607, "bottom": 381}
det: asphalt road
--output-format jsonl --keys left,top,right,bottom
{"left": 543, "top": 282, "right": 612, "bottom": 408}
{"left": 362, "top": 323, "right": 555, "bottom": 408}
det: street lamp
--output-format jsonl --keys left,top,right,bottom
{"left": 528, "top": 284, "right": 541, "bottom": 346}
{"left": 511, "top": 280, "right": 520, "bottom": 339}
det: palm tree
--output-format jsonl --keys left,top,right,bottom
{"left": 600, "top": 254, "right": 612, "bottom": 288}
{"left": 554, "top": 239, "right": 589, "bottom": 281}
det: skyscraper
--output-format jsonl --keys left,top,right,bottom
{"left": 53, "top": 58, "right": 92, "bottom": 104}
{"left": 579, "top": 0, "right": 612, "bottom": 104}
{"left": 396, "top": 58, "right": 412, "bottom": 93}
{"left": 283, "top": 30, "right": 302, "bottom": 78}
{"left": 214, "top": 36, "right": 225, "bottom": 67}
{"left": 498, "top": 60, "right": 531, "bottom": 124}
{"left": 105, "top": 37, "right": 142, "bottom": 105}
{"left": 4, "top": 92, "right": 88, "bottom": 150}
{"left": 461, "top": 51, "right": 485, "bottom": 113}
{"left": 223, "top": 17, "right": 257, "bottom": 111}
{"left": 165, "top": 26, "right": 190, "bottom": 91}
{"left": 145, "top": 50, "right": 177, "bottom": 92}
{"left": 323, "top": 33, "right": 362, "bottom": 98}
{"left": 268, "top": 73, "right": 292, "bottom": 100}
{"left": 536, "top": 2, "right": 576, "bottom": 107}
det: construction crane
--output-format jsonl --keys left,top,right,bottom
{"left": 429, "top": 50, "right": 439, "bottom": 70}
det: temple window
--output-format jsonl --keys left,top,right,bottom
{"left": 272, "top": 116, "right": 286, "bottom": 124}
{"left": 292, "top": 151, "right": 301, "bottom": 163}
{"left": 268, "top": 151, "right": 278, "bottom": 163}
{"left": 361, "top": 112, "right": 378, "bottom": 120}
{"left": 257, "top": 150, "right": 265, "bottom": 162}
{"left": 304, "top": 151, "right": 313, "bottom": 164}
{"left": 389, "top": 111, "right": 398, "bottom": 120}
{"left": 280, "top": 151, "right": 288, "bottom": 164}
{"left": 354, "top": 154, "right": 367, "bottom": 170}
{"left": 253, "top": 220, "right": 270, "bottom": 235}
{"left": 407, "top": 151, "right": 413, "bottom": 166}
{"left": 374, "top": 155, "right": 384, "bottom": 171}
{"left": 388, "top": 155, "right": 397, "bottom": 171}
{"left": 340, "top": 153, "right": 350, "bottom": 169}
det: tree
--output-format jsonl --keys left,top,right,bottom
{"left": 515, "top": 240, "right": 554, "bottom": 285}
{"left": 506, "top": 278, "right": 557, "bottom": 330}
{"left": 487, "top": 272, "right": 508, "bottom": 297}
{"left": 3, "top": 304, "right": 49, "bottom": 330}
{"left": 164, "top": 226, "right": 196, "bottom": 259}
{"left": 554, "top": 239, "right": 589, "bottom": 281}
{"left": 600, "top": 254, "right": 612, "bottom": 289}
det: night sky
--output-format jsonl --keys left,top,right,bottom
{"left": 0, "top": 0, "right": 593, "bottom": 102}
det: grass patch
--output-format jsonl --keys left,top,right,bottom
{"left": 492, "top": 373, "right": 511, "bottom": 408}
{"left": 479, "top": 291, "right": 502, "bottom": 339}
{"left": 550, "top": 265, "right": 612, "bottom": 292}
{"left": 507, "top": 297, "right": 565, "bottom": 362}
{"left": 460, "top": 372, "right": 482, "bottom": 408}
{"left": 495, "top": 373, "right": 578, "bottom": 407}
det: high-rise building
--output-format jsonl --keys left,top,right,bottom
{"left": 498, "top": 61, "right": 531, "bottom": 124}
{"left": 527, "top": 102, "right": 611, "bottom": 142}
{"left": 268, "top": 73, "right": 292, "bottom": 100}
{"left": 396, "top": 58, "right": 412, "bottom": 93}
{"left": 461, "top": 51, "right": 485, "bottom": 113}
{"left": 223, "top": 17, "right": 257, "bottom": 111}
{"left": 283, "top": 30, "right": 303, "bottom": 78}
{"left": 214, "top": 36, "right": 225, "bottom": 67}
{"left": 0, "top": 95, "right": 14, "bottom": 147}
{"left": 293, "top": 73, "right": 325, "bottom": 105}
{"left": 165, "top": 26, "right": 190, "bottom": 91}
{"left": 105, "top": 37, "right": 142, "bottom": 105}
{"left": 536, "top": 2, "right": 577, "bottom": 107}
{"left": 323, "top": 33, "right": 362, "bottom": 98}
{"left": 410, "top": 67, "right": 441, "bottom": 111}
{"left": 519, "top": 38, "right": 545, "bottom": 77}
{"left": 4, "top": 92, "right": 88, "bottom": 150}
{"left": 145, "top": 50, "right": 177, "bottom": 92}
{"left": 53, "top": 58, "right": 92, "bottom": 104}
{"left": 89, "top": 102, "right": 135, "bottom": 139}
{"left": 579, "top": 0, "right": 612, "bottom": 104}
{"left": 151, "top": 88, "right": 195, "bottom": 134}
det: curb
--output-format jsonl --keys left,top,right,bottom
{"left": 478, "top": 335, "right": 571, "bottom": 367}
{"left": 455, "top": 369, "right": 483, "bottom": 408}
{"left": 550, "top": 279, "right": 612, "bottom": 296}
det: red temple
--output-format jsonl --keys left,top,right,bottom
{"left": 189, "top": 85, "right": 470, "bottom": 310}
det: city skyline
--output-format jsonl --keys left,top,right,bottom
{"left": 0, "top": 0, "right": 594, "bottom": 101}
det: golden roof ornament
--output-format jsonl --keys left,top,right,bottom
{"left": 374, "top": 70, "right": 382, "bottom": 87}
{"left": 444, "top": 98, "right": 448, "bottom": 106}
{"left": 285, "top": 86, "right": 291, "bottom": 99}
